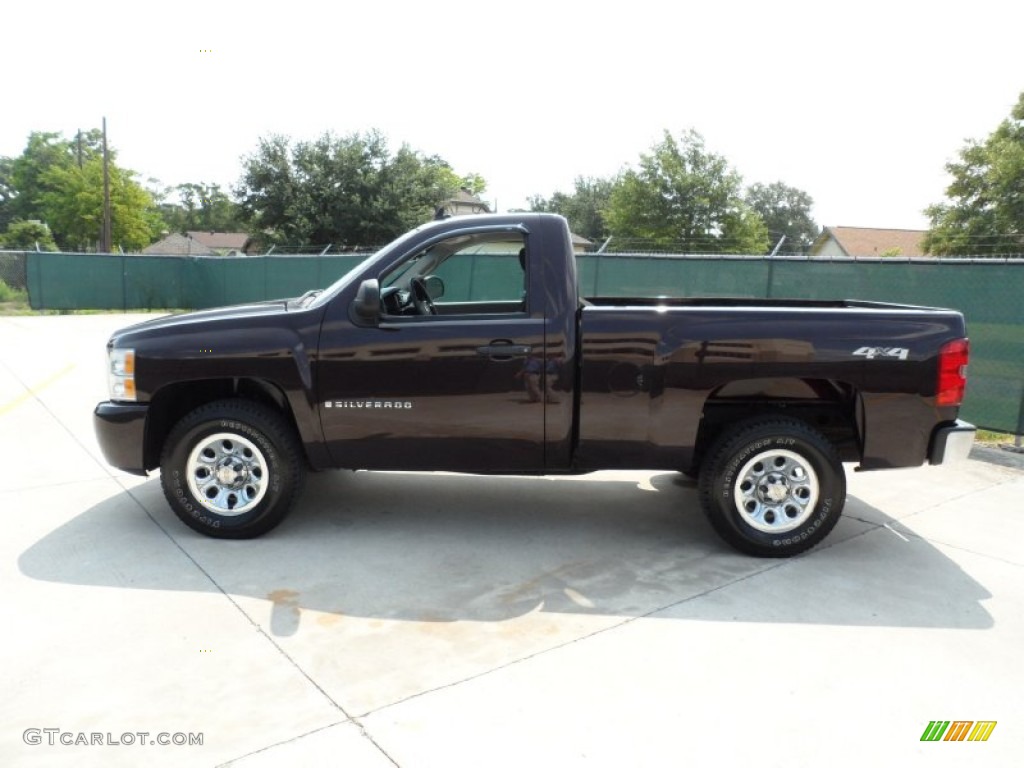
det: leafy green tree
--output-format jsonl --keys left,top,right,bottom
{"left": 159, "top": 183, "right": 245, "bottom": 234}
{"left": 605, "top": 130, "right": 768, "bottom": 253}
{"left": 5, "top": 131, "right": 103, "bottom": 219}
{"left": 455, "top": 172, "right": 488, "bottom": 197}
{"left": 529, "top": 176, "right": 614, "bottom": 242}
{"left": 0, "top": 156, "right": 17, "bottom": 232}
{"left": 745, "top": 182, "right": 819, "bottom": 254}
{"left": 924, "top": 92, "right": 1024, "bottom": 255}
{"left": 1, "top": 133, "right": 75, "bottom": 232}
{"left": 0, "top": 219, "right": 58, "bottom": 250}
{"left": 0, "top": 130, "right": 164, "bottom": 251}
{"left": 235, "top": 130, "right": 473, "bottom": 247}
{"left": 40, "top": 159, "right": 164, "bottom": 251}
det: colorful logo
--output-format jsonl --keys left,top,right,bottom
{"left": 921, "top": 721, "right": 997, "bottom": 742}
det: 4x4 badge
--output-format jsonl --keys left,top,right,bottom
{"left": 852, "top": 346, "right": 909, "bottom": 360}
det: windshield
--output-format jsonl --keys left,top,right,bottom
{"left": 305, "top": 222, "right": 433, "bottom": 309}
{"left": 306, "top": 218, "right": 531, "bottom": 309}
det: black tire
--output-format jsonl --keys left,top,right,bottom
{"left": 159, "top": 399, "right": 305, "bottom": 538}
{"left": 698, "top": 418, "right": 845, "bottom": 557}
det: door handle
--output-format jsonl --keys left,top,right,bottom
{"left": 476, "top": 342, "right": 532, "bottom": 359}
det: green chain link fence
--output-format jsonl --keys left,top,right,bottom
{"left": 14, "top": 249, "right": 1024, "bottom": 434}
{"left": 576, "top": 252, "right": 1023, "bottom": 435}
{"left": 0, "top": 252, "right": 27, "bottom": 292}
{"left": 19, "top": 252, "right": 368, "bottom": 311}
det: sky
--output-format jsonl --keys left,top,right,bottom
{"left": 4, "top": 0, "right": 1022, "bottom": 233}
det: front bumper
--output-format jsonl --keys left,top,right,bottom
{"left": 94, "top": 401, "right": 150, "bottom": 476}
{"left": 928, "top": 419, "right": 976, "bottom": 465}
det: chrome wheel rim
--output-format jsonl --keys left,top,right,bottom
{"left": 734, "top": 449, "right": 819, "bottom": 533}
{"left": 186, "top": 433, "right": 268, "bottom": 516}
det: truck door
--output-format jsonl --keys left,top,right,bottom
{"left": 317, "top": 226, "right": 551, "bottom": 472}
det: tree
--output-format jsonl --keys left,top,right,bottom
{"left": 529, "top": 176, "right": 614, "bottom": 242}
{"left": 2, "top": 133, "right": 75, "bottom": 233}
{"left": 456, "top": 172, "right": 488, "bottom": 197}
{"left": 159, "top": 183, "right": 245, "bottom": 234}
{"left": 0, "top": 156, "right": 17, "bottom": 232}
{"left": 40, "top": 159, "right": 164, "bottom": 251}
{"left": 0, "top": 219, "right": 58, "bottom": 251}
{"left": 604, "top": 130, "right": 768, "bottom": 253}
{"left": 235, "top": 130, "right": 474, "bottom": 247}
{"left": 745, "top": 182, "right": 818, "bottom": 254}
{"left": 0, "top": 130, "right": 165, "bottom": 251}
{"left": 923, "top": 92, "right": 1024, "bottom": 255}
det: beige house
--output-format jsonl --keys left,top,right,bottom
{"left": 440, "top": 188, "right": 491, "bottom": 217}
{"left": 570, "top": 233, "right": 592, "bottom": 254}
{"left": 143, "top": 231, "right": 256, "bottom": 257}
{"left": 186, "top": 231, "right": 256, "bottom": 256}
{"left": 810, "top": 226, "right": 927, "bottom": 257}
{"left": 434, "top": 190, "right": 592, "bottom": 253}
{"left": 142, "top": 233, "right": 216, "bottom": 256}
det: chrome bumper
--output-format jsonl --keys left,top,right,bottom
{"left": 929, "top": 420, "right": 976, "bottom": 465}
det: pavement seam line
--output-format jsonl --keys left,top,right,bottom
{"left": 907, "top": 538, "right": 1023, "bottom": 567}
{"left": 357, "top": 556, "right": 794, "bottom": 720}
{"left": 846, "top": 476, "right": 1024, "bottom": 566}
{"left": 1, "top": 476, "right": 117, "bottom": 493}
{"left": 214, "top": 721, "right": 347, "bottom": 767}
{"left": 214, "top": 721, "right": 400, "bottom": 768}
{"left": 861, "top": 520, "right": 1024, "bottom": 567}
{"left": 117, "top": 484, "right": 399, "bottom": 767}
{"left": 0, "top": 351, "right": 118, "bottom": 483}
{"left": 0, "top": 361, "right": 76, "bottom": 416}
{"left": 353, "top": 511, "right": 942, "bottom": 721}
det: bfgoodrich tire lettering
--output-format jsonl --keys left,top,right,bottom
{"left": 159, "top": 399, "right": 305, "bottom": 538}
{"left": 698, "top": 418, "right": 846, "bottom": 557}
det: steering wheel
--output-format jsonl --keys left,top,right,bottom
{"left": 410, "top": 277, "right": 436, "bottom": 315}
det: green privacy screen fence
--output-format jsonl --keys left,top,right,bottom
{"left": 22, "top": 252, "right": 369, "bottom": 312}
{"left": 575, "top": 254, "right": 1023, "bottom": 435}
{"left": 20, "top": 249, "right": 1024, "bottom": 434}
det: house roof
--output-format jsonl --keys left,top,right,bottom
{"left": 812, "top": 226, "right": 927, "bottom": 257}
{"left": 186, "top": 231, "right": 252, "bottom": 250}
{"left": 450, "top": 188, "right": 486, "bottom": 205}
{"left": 443, "top": 188, "right": 490, "bottom": 214}
{"left": 143, "top": 233, "right": 216, "bottom": 256}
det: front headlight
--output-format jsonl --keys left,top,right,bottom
{"left": 108, "top": 348, "right": 136, "bottom": 401}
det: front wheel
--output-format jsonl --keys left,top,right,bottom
{"left": 698, "top": 418, "right": 845, "bottom": 557}
{"left": 159, "top": 399, "right": 305, "bottom": 538}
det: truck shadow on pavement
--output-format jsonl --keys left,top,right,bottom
{"left": 19, "top": 469, "right": 993, "bottom": 635}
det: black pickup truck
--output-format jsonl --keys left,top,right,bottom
{"left": 94, "top": 213, "right": 975, "bottom": 556}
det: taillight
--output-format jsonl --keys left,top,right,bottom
{"left": 936, "top": 338, "right": 969, "bottom": 407}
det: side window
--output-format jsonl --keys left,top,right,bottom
{"left": 381, "top": 231, "right": 528, "bottom": 317}
{"left": 431, "top": 235, "right": 526, "bottom": 304}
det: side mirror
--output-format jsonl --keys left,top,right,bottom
{"left": 350, "top": 279, "right": 381, "bottom": 325}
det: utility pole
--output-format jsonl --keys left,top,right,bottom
{"left": 76, "top": 130, "right": 83, "bottom": 168}
{"left": 102, "top": 117, "right": 112, "bottom": 253}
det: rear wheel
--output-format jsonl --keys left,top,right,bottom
{"left": 698, "top": 418, "right": 845, "bottom": 557}
{"left": 159, "top": 399, "right": 305, "bottom": 538}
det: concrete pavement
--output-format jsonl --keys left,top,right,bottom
{"left": 1, "top": 313, "right": 1021, "bottom": 767}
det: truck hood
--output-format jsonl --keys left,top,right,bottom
{"left": 109, "top": 299, "right": 292, "bottom": 344}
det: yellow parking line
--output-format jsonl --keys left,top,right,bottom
{"left": 0, "top": 363, "right": 77, "bottom": 416}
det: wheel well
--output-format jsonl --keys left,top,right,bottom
{"left": 690, "top": 379, "right": 861, "bottom": 473}
{"left": 143, "top": 378, "right": 294, "bottom": 470}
